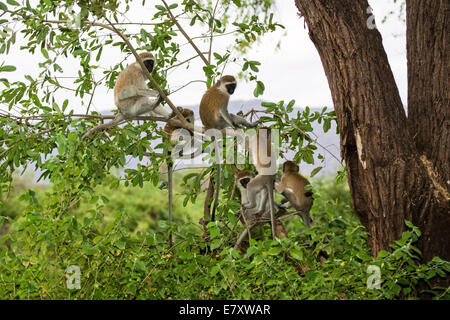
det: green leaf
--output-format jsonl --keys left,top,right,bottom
{"left": 323, "top": 119, "right": 331, "bottom": 133}
{"left": 56, "top": 135, "right": 66, "bottom": 154}
{"left": 115, "top": 240, "right": 126, "bottom": 250}
{"left": 290, "top": 248, "right": 303, "bottom": 260}
{"left": 267, "top": 247, "right": 282, "bottom": 256}
{"left": 209, "top": 226, "right": 220, "bottom": 239}
{"left": 41, "top": 47, "right": 49, "bottom": 59}
{"left": 0, "top": 2, "right": 7, "bottom": 11}
{"left": 310, "top": 166, "right": 323, "bottom": 177}
{"left": 83, "top": 246, "right": 98, "bottom": 255}
{"left": 286, "top": 99, "right": 295, "bottom": 113}
{"left": 377, "top": 250, "right": 389, "bottom": 258}
{"left": 62, "top": 99, "right": 69, "bottom": 112}
{"left": 210, "top": 239, "right": 221, "bottom": 251}
{"left": 231, "top": 0, "right": 241, "bottom": 6}
{"left": 0, "top": 65, "right": 16, "bottom": 72}
{"left": 253, "top": 81, "right": 265, "bottom": 97}
{"left": 261, "top": 101, "right": 276, "bottom": 109}
{"left": 6, "top": 0, "right": 18, "bottom": 6}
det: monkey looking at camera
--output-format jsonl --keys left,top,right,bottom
{"left": 199, "top": 75, "right": 260, "bottom": 130}
{"left": 82, "top": 52, "right": 172, "bottom": 139}
{"left": 276, "top": 160, "right": 314, "bottom": 227}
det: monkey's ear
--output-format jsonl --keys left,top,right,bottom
{"left": 282, "top": 162, "right": 286, "bottom": 172}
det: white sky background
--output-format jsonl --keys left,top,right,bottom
{"left": 1, "top": 0, "right": 407, "bottom": 115}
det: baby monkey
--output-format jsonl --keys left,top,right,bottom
{"left": 276, "top": 160, "right": 314, "bottom": 227}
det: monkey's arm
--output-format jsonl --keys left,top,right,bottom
{"left": 275, "top": 180, "right": 284, "bottom": 193}
{"left": 117, "top": 86, "right": 160, "bottom": 100}
{"left": 230, "top": 114, "right": 261, "bottom": 128}
{"left": 218, "top": 108, "right": 237, "bottom": 129}
{"left": 137, "top": 88, "right": 160, "bottom": 98}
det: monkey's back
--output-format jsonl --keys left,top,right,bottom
{"left": 199, "top": 86, "right": 229, "bottom": 129}
{"left": 114, "top": 63, "right": 145, "bottom": 110}
{"left": 284, "top": 172, "right": 313, "bottom": 210}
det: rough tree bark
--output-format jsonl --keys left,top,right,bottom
{"left": 294, "top": 0, "right": 449, "bottom": 272}
{"left": 407, "top": 0, "right": 449, "bottom": 187}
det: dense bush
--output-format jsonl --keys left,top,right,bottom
{"left": 0, "top": 175, "right": 448, "bottom": 300}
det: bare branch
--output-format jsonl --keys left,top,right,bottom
{"left": 162, "top": 52, "right": 209, "bottom": 72}
{"left": 160, "top": 0, "right": 209, "bottom": 66}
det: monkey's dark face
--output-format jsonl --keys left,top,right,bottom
{"left": 143, "top": 59, "right": 154, "bottom": 73}
{"left": 239, "top": 177, "right": 251, "bottom": 189}
{"left": 225, "top": 82, "right": 236, "bottom": 95}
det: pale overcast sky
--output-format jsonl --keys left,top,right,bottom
{"left": 2, "top": 0, "right": 407, "bottom": 114}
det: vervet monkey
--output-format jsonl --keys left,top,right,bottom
{"left": 233, "top": 170, "right": 288, "bottom": 247}
{"left": 276, "top": 160, "right": 314, "bottom": 227}
{"left": 163, "top": 107, "right": 196, "bottom": 247}
{"left": 82, "top": 52, "right": 171, "bottom": 139}
{"left": 199, "top": 75, "right": 260, "bottom": 222}
{"left": 199, "top": 75, "right": 260, "bottom": 130}
{"left": 234, "top": 170, "right": 271, "bottom": 221}
{"left": 242, "top": 127, "right": 278, "bottom": 239}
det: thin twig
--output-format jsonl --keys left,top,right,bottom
{"left": 160, "top": 0, "right": 209, "bottom": 66}
{"left": 162, "top": 52, "right": 209, "bottom": 72}
{"left": 208, "top": 0, "right": 220, "bottom": 64}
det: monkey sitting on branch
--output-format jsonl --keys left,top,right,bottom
{"left": 82, "top": 52, "right": 175, "bottom": 140}
{"left": 199, "top": 75, "right": 261, "bottom": 222}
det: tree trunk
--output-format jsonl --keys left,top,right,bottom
{"left": 407, "top": 0, "right": 449, "bottom": 187}
{"left": 294, "top": 0, "right": 449, "bottom": 271}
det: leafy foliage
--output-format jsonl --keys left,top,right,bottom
{"left": 0, "top": 176, "right": 448, "bottom": 299}
{"left": 0, "top": 0, "right": 448, "bottom": 300}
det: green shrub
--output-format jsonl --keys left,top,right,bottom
{"left": 0, "top": 176, "right": 448, "bottom": 299}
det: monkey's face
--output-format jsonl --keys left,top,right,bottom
{"left": 143, "top": 58, "right": 154, "bottom": 73}
{"left": 225, "top": 82, "right": 236, "bottom": 95}
{"left": 235, "top": 171, "right": 254, "bottom": 189}
{"left": 239, "top": 177, "right": 251, "bottom": 189}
